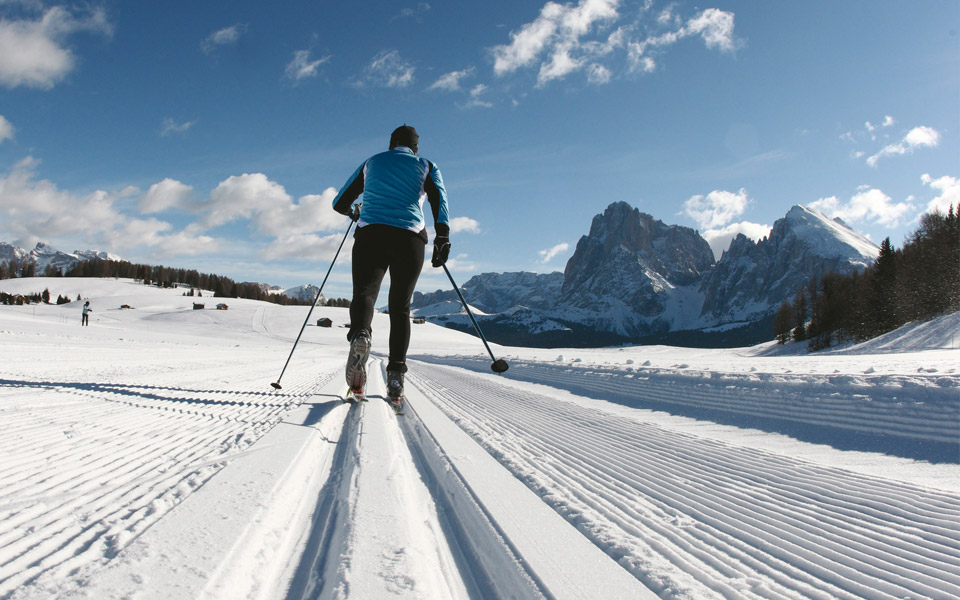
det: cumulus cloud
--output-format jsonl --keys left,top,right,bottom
{"left": 0, "top": 6, "right": 112, "bottom": 89}
{"left": 0, "top": 115, "right": 13, "bottom": 143}
{"left": 260, "top": 232, "right": 353, "bottom": 261}
{"left": 199, "top": 174, "right": 349, "bottom": 238}
{"left": 139, "top": 178, "right": 194, "bottom": 214}
{"left": 491, "top": 1, "right": 737, "bottom": 86}
{"left": 201, "top": 24, "right": 246, "bottom": 54}
{"left": 809, "top": 187, "right": 914, "bottom": 228}
{"left": 160, "top": 117, "right": 197, "bottom": 137}
{"left": 683, "top": 188, "right": 750, "bottom": 231}
{"left": 449, "top": 216, "right": 481, "bottom": 234}
{"left": 538, "top": 242, "right": 569, "bottom": 264}
{"left": 920, "top": 173, "right": 960, "bottom": 216}
{"left": 866, "top": 125, "right": 940, "bottom": 167}
{"left": 701, "top": 221, "right": 771, "bottom": 260}
{"left": 355, "top": 50, "right": 415, "bottom": 88}
{"left": 627, "top": 7, "right": 737, "bottom": 75}
{"left": 285, "top": 49, "right": 331, "bottom": 81}
{"left": 203, "top": 173, "right": 292, "bottom": 229}
{"left": 429, "top": 67, "right": 475, "bottom": 92}
{"left": 256, "top": 189, "right": 346, "bottom": 237}
{"left": 0, "top": 157, "right": 214, "bottom": 256}
{"left": 492, "top": 0, "right": 621, "bottom": 86}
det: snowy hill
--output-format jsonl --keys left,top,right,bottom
{"left": 1, "top": 277, "right": 958, "bottom": 599}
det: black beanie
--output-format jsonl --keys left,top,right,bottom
{"left": 389, "top": 125, "right": 419, "bottom": 152}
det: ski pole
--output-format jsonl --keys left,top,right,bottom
{"left": 442, "top": 263, "right": 509, "bottom": 374}
{"left": 271, "top": 218, "right": 355, "bottom": 390}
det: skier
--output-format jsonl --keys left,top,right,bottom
{"left": 332, "top": 125, "right": 450, "bottom": 413}
{"left": 81, "top": 301, "right": 92, "bottom": 326}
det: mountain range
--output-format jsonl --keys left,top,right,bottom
{"left": 3, "top": 201, "right": 880, "bottom": 348}
{"left": 0, "top": 242, "right": 124, "bottom": 275}
{"left": 412, "top": 202, "right": 879, "bottom": 347}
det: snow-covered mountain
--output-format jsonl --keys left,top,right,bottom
{"left": 699, "top": 205, "right": 878, "bottom": 323}
{"left": 556, "top": 201, "right": 715, "bottom": 337}
{"left": 281, "top": 283, "right": 324, "bottom": 304}
{"left": 0, "top": 241, "right": 123, "bottom": 274}
{"left": 413, "top": 202, "right": 879, "bottom": 347}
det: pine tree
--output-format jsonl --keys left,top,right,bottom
{"left": 774, "top": 300, "right": 794, "bottom": 344}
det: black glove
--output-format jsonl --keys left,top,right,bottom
{"left": 431, "top": 236, "right": 450, "bottom": 267}
{"left": 349, "top": 204, "right": 361, "bottom": 222}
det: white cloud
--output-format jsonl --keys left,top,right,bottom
{"left": 809, "top": 187, "right": 914, "bottom": 228}
{"left": 0, "top": 157, "right": 215, "bottom": 256}
{"left": 866, "top": 125, "right": 940, "bottom": 167}
{"left": 683, "top": 188, "right": 750, "bottom": 231}
{"left": 0, "top": 114, "right": 13, "bottom": 143}
{"left": 285, "top": 49, "right": 331, "bottom": 81}
{"left": 538, "top": 242, "right": 569, "bottom": 264}
{"left": 627, "top": 7, "right": 737, "bottom": 75}
{"left": 395, "top": 2, "right": 432, "bottom": 22}
{"left": 139, "top": 178, "right": 193, "bottom": 214}
{"left": 260, "top": 232, "right": 353, "bottom": 261}
{"left": 701, "top": 221, "right": 770, "bottom": 260}
{"left": 201, "top": 24, "right": 246, "bottom": 54}
{"left": 257, "top": 188, "right": 346, "bottom": 237}
{"left": 356, "top": 50, "right": 415, "bottom": 88}
{"left": 920, "top": 173, "right": 960, "bottom": 216}
{"left": 0, "top": 6, "right": 112, "bottom": 89}
{"left": 429, "top": 67, "right": 475, "bottom": 92}
{"left": 491, "top": 0, "right": 620, "bottom": 84}
{"left": 160, "top": 117, "right": 197, "bottom": 137}
{"left": 586, "top": 62, "right": 611, "bottom": 84}
{"left": 203, "top": 173, "right": 291, "bottom": 230}
{"left": 449, "top": 216, "right": 481, "bottom": 234}
{"left": 683, "top": 8, "right": 736, "bottom": 52}
{"left": 464, "top": 84, "right": 493, "bottom": 108}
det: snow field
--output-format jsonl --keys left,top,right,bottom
{"left": 1, "top": 278, "right": 959, "bottom": 599}
{"left": 407, "top": 361, "right": 960, "bottom": 599}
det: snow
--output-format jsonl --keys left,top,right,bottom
{"left": 1, "top": 277, "right": 958, "bottom": 599}
{"left": 787, "top": 205, "right": 879, "bottom": 263}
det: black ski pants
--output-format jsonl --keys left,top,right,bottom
{"left": 348, "top": 224, "right": 425, "bottom": 372}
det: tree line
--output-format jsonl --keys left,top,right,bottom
{"left": 774, "top": 205, "right": 959, "bottom": 350}
{"left": 0, "top": 257, "right": 350, "bottom": 308}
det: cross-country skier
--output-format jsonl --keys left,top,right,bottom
{"left": 81, "top": 301, "right": 92, "bottom": 326}
{"left": 332, "top": 125, "right": 450, "bottom": 413}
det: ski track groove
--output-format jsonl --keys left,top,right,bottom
{"left": 408, "top": 361, "right": 960, "bottom": 600}
{"left": 0, "top": 362, "right": 338, "bottom": 599}
{"left": 428, "top": 357, "right": 959, "bottom": 445}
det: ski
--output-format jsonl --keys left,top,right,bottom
{"left": 343, "top": 387, "right": 367, "bottom": 403}
{"left": 388, "top": 397, "right": 405, "bottom": 415}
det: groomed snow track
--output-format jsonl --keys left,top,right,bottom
{"left": 3, "top": 354, "right": 959, "bottom": 599}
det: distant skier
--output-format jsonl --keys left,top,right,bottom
{"left": 332, "top": 125, "right": 450, "bottom": 413}
{"left": 81, "top": 301, "right": 92, "bottom": 326}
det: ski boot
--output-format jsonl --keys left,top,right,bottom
{"left": 344, "top": 330, "right": 370, "bottom": 402}
{"left": 386, "top": 370, "right": 405, "bottom": 415}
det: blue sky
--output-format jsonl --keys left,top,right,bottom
{"left": 0, "top": 0, "right": 957, "bottom": 300}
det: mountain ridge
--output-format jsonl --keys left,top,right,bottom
{"left": 412, "top": 202, "right": 879, "bottom": 347}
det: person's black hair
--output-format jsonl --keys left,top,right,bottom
{"left": 389, "top": 125, "right": 419, "bottom": 153}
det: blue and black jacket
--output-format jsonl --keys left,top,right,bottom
{"left": 332, "top": 146, "right": 450, "bottom": 242}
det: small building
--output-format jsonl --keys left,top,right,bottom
{"left": 193, "top": 303, "right": 205, "bottom": 310}
{"left": 316, "top": 317, "right": 333, "bottom": 328}
{"left": 413, "top": 317, "right": 426, "bottom": 324}
{"left": 216, "top": 303, "right": 229, "bottom": 310}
